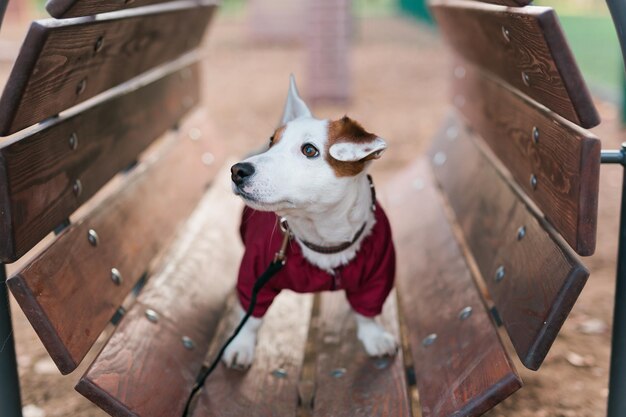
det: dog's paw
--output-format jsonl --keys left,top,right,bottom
{"left": 357, "top": 322, "right": 398, "bottom": 357}
{"left": 222, "top": 331, "right": 257, "bottom": 370}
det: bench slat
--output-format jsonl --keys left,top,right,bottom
{"left": 468, "top": 0, "right": 531, "bottom": 5}
{"left": 312, "top": 291, "right": 411, "bottom": 417}
{"left": 76, "top": 167, "right": 241, "bottom": 417}
{"left": 46, "top": 0, "right": 177, "bottom": 18}
{"left": 193, "top": 292, "right": 313, "bottom": 417}
{"left": 453, "top": 63, "right": 600, "bottom": 256}
{"left": 0, "top": 56, "right": 200, "bottom": 263}
{"left": 384, "top": 158, "right": 522, "bottom": 417}
{"left": 430, "top": 112, "right": 590, "bottom": 370}
{"left": 7, "top": 110, "right": 222, "bottom": 375}
{"left": 0, "top": 1, "right": 216, "bottom": 135}
{"left": 431, "top": 0, "right": 600, "bottom": 128}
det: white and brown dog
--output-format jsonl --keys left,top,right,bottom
{"left": 226, "top": 75, "right": 397, "bottom": 369}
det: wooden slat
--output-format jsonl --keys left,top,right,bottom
{"left": 46, "top": 0, "right": 176, "bottom": 18}
{"left": 312, "top": 291, "right": 411, "bottom": 417}
{"left": 467, "top": 0, "right": 531, "bottom": 6}
{"left": 383, "top": 158, "right": 521, "bottom": 417}
{"left": 429, "top": 112, "right": 590, "bottom": 370}
{"left": 76, "top": 166, "right": 242, "bottom": 417}
{"left": 431, "top": 0, "right": 600, "bottom": 128}
{"left": 7, "top": 109, "right": 223, "bottom": 375}
{"left": 0, "top": 56, "right": 201, "bottom": 263}
{"left": 452, "top": 63, "right": 600, "bottom": 256}
{"left": 192, "top": 292, "right": 313, "bottom": 417}
{"left": 0, "top": 1, "right": 216, "bottom": 135}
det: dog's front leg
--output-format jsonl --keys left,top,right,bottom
{"left": 222, "top": 304, "right": 263, "bottom": 370}
{"left": 354, "top": 312, "right": 398, "bottom": 357}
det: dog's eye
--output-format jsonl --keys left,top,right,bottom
{"left": 301, "top": 143, "right": 320, "bottom": 158}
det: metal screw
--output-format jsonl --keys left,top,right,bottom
{"left": 76, "top": 79, "right": 87, "bottom": 95}
{"left": 330, "top": 368, "right": 346, "bottom": 378}
{"left": 502, "top": 26, "right": 510, "bottom": 42}
{"left": 69, "top": 133, "right": 78, "bottom": 150}
{"left": 145, "top": 309, "right": 159, "bottom": 323}
{"left": 459, "top": 306, "right": 473, "bottom": 321}
{"left": 87, "top": 229, "right": 99, "bottom": 246}
{"left": 422, "top": 333, "right": 437, "bottom": 347}
{"left": 72, "top": 179, "right": 82, "bottom": 197}
{"left": 110, "top": 268, "right": 123, "bottom": 285}
{"left": 522, "top": 72, "right": 531, "bottom": 87}
{"left": 495, "top": 265, "right": 505, "bottom": 282}
{"left": 532, "top": 126, "right": 539, "bottom": 144}
{"left": 201, "top": 152, "right": 215, "bottom": 166}
{"left": 530, "top": 174, "right": 538, "bottom": 190}
{"left": 272, "top": 368, "right": 287, "bottom": 378}
{"left": 94, "top": 36, "right": 104, "bottom": 53}
{"left": 433, "top": 152, "right": 447, "bottom": 166}
{"left": 517, "top": 226, "right": 526, "bottom": 240}
{"left": 182, "top": 336, "right": 195, "bottom": 350}
{"left": 454, "top": 66, "right": 466, "bottom": 79}
{"left": 188, "top": 127, "right": 202, "bottom": 141}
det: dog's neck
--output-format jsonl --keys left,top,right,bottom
{"left": 278, "top": 174, "right": 376, "bottom": 271}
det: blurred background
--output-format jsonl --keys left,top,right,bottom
{"left": 1, "top": 0, "right": 625, "bottom": 416}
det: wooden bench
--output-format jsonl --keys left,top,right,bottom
{"left": 0, "top": 0, "right": 620, "bottom": 416}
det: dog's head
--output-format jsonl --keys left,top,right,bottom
{"left": 231, "top": 75, "right": 387, "bottom": 214}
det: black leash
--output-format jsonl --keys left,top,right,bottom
{"left": 181, "top": 219, "right": 290, "bottom": 417}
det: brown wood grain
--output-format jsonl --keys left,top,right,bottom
{"left": 7, "top": 109, "right": 223, "bottom": 375}
{"left": 0, "top": 57, "right": 201, "bottom": 263}
{"left": 430, "top": 0, "right": 600, "bottom": 128}
{"left": 192, "top": 292, "right": 313, "bottom": 417}
{"left": 312, "top": 291, "right": 411, "bottom": 417}
{"left": 452, "top": 63, "right": 600, "bottom": 256}
{"left": 46, "top": 0, "right": 179, "bottom": 18}
{"left": 382, "top": 158, "right": 521, "bottom": 417}
{"left": 0, "top": 1, "right": 216, "bottom": 135}
{"left": 77, "top": 166, "right": 243, "bottom": 417}
{"left": 429, "top": 112, "right": 590, "bottom": 370}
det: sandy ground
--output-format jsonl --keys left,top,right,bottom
{"left": 0, "top": 10, "right": 624, "bottom": 417}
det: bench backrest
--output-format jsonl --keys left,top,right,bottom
{"left": 0, "top": 0, "right": 220, "bottom": 377}
{"left": 428, "top": 0, "right": 600, "bottom": 370}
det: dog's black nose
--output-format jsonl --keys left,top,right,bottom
{"left": 231, "top": 162, "right": 255, "bottom": 186}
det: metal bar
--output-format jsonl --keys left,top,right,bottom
{"left": 602, "top": 149, "right": 625, "bottom": 164}
{"left": 0, "top": 264, "right": 23, "bottom": 417}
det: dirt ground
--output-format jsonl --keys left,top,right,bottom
{"left": 0, "top": 10, "right": 624, "bottom": 417}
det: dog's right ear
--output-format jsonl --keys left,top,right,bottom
{"left": 280, "top": 74, "right": 312, "bottom": 125}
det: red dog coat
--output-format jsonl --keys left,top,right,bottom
{"left": 237, "top": 202, "right": 396, "bottom": 318}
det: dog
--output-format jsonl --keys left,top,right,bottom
{"left": 225, "top": 75, "right": 397, "bottom": 369}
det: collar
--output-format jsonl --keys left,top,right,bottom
{"left": 281, "top": 175, "right": 376, "bottom": 255}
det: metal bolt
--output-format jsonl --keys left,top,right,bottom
{"left": 522, "top": 72, "right": 531, "bottom": 87}
{"left": 422, "top": 333, "right": 437, "bottom": 347}
{"left": 330, "top": 368, "right": 346, "bottom": 378}
{"left": 495, "top": 265, "right": 505, "bottom": 282}
{"left": 110, "top": 268, "right": 123, "bottom": 285}
{"left": 459, "top": 306, "right": 473, "bottom": 321}
{"left": 454, "top": 66, "right": 466, "bottom": 79}
{"left": 532, "top": 126, "right": 539, "bottom": 144}
{"left": 76, "top": 79, "right": 87, "bottom": 95}
{"left": 72, "top": 179, "right": 82, "bottom": 197}
{"left": 145, "top": 309, "right": 159, "bottom": 323}
{"left": 182, "top": 336, "right": 195, "bottom": 350}
{"left": 530, "top": 174, "right": 538, "bottom": 190}
{"left": 87, "top": 229, "right": 99, "bottom": 246}
{"left": 94, "top": 36, "right": 104, "bottom": 53}
{"left": 188, "top": 127, "right": 202, "bottom": 141}
{"left": 272, "top": 368, "right": 287, "bottom": 378}
{"left": 517, "top": 226, "right": 526, "bottom": 240}
{"left": 69, "top": 133, "right": 78, "bottom": 150}
{"left": 201, "top": 152, "right": 215, "bottom": 166}
{"left": 433, "top": 152, "right": 447, "bottom": 166}
{"left": 502, "top": 26, "right": 510, "bottom": 42}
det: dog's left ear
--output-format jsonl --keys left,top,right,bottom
{"left": 280, "top": 74, "right": 313, "bottom": 125}
{"left": 329, "top": 137, "right": 387, "bottom": 162}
